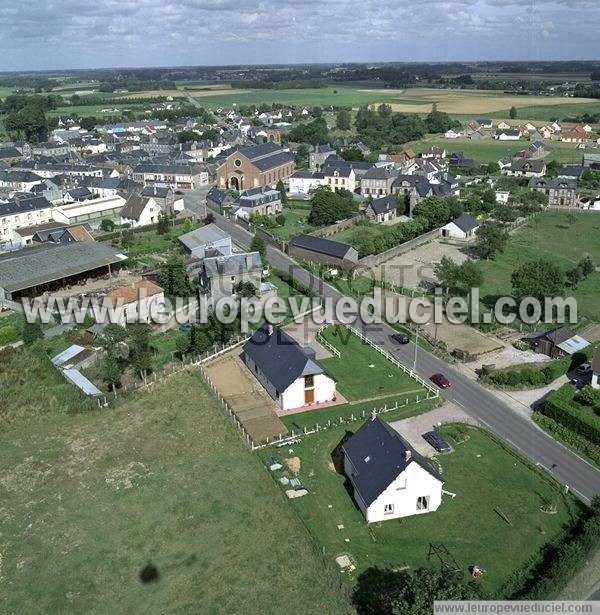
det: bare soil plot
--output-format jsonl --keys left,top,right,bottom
{"left": 204, "top": 352, "right": 288, "bottom": 442}
{"left": 370, "top": 239, "right": 471, "bottom": 290}
{"left": 113, "top": 90, "right": 184, "bottom": 99}
{"left": 188, "top": 88, "right": 251, "bottom": 97}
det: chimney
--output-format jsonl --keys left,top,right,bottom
{"left": 267, "top": 324, "right": 273, "bottom": 336}
{"left": 245, "top": 253, "right": 253, "bottom": 269}
{"left": 404, "top": 450, "right": 412, "bottom": 461}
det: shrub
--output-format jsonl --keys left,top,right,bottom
{"left": 275, "top": 213, "right": 286, "bottom": 226}
{"left": 0, "top": 325, "right": 19, "bottom": 346}
{"left": 575, "top": 385, "right": 600, "bottom": 408}
{"left": 513, "top": 340, "right": 530, "bottom": 351}
{"left": 542, "top": 384, "right": 600, "bottom": 445}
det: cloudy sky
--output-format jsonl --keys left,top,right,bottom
{"left": 0, "top": 0, "right": 598, "bottom": 71}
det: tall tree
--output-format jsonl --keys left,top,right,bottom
{"left": 307, "top": 186, "right": 355, "bottom": 226}
{"left": 336, "top": 108, "right": 351, "bottom": 131}
{"left": 434, "top": 256, "right": 460, "bottom": 293}
{"left": 22, "top": 320, "right": 44, "bottom": 346}
{"left": 276, "top": 179, "right": 288, "bottom": 205}
{"left": 157, "top": 255, "right": 192, "bottom": 297}
{"left": 511, "top": 259, "right": 565, "bottom": 303}
{"left": 250, "top": 234, "right": 267, "bottom": 261}
{"left": 475, "top": 223, "right": 509, "bottom": 259}
{"left": 509, "top": 106, "right": 517, "bottom": 119}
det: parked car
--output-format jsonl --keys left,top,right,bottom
{"left": 570, "top": 378, "right": 586, "bottom": 390}
{"left": 423, "top": 431, "right": 452, "bottom": 453}
{"left": 391, "top": 333, "right": 410, "bottom": 344}
{"left": 430, "top": 373, "right": 451, "bottom": 388}
{"left": 575, "top": 362, "right": 591, "bottom": 375}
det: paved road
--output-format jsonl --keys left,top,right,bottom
{"left": 200, "top": 201, "right": 600, "bottom": 503}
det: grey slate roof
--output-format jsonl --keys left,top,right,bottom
{"left": 450, "top": 214, "right": 479, "bottom": 233}
{"left": 243, "top": 322, "right": 329, "bottom": 393}
{"left": 203, "top": 251, "right": 262, "bottom": 278}
{"left": 289, "top": 234, "right": 355, "bottom": 260}
{"left": 528, "top": 177, "right": 578, "bottom": 190}
{"left": 0, "top": 195, "right": 51, "bottom": 216}
{"left": 177, "top": 224, "right": 230, "bottom": 251}
{"left": 0, "top": 241, "right": 127, "bottom": 293}
{"left": 120, "top": 195, "right": 149, "bottom": 221}
{"left": 369, "top": 195, "right": 398, "bottom": 215}
{"left": 342, "top": 416, "right": 443, "bottom": 507}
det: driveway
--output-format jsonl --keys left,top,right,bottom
{"left": 388, "top": 402, "right": 479, "bottom": 457}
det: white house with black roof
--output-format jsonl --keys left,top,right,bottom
{"left": 243, "top": 323, "right": 337, "bottom": 411}
{"left": 440, "top": 214, "right": 480, "bottom": 240}
{"left": 342, "top": 415, "right": 444, "bottom": 523}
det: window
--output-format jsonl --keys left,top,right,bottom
{"left": 304, "top": 375, "right": 314, "bottom": 388}
{"left": 416, "top": 496, "right": 429, "bottom": 511}
{"left": 234, "top": 158, "right": 242, "bottom": 168}
{"left": 384, "top": 503, "right": 394, "bottom": 514}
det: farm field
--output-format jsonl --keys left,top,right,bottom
{"left": 403, "top": 134, "right": 588, "bottom": 164}
{"left": 0, "top": 370, "right": 353, "bottom": 614}
{"left": 258, "top": 423, "right": 580, "bottom": 596}
{"left": 476, "top": 212, "right": 600, "bottom": 323}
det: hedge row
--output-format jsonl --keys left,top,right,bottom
{"left": 542, "top": 384, "right": 600, "bottom": 445}
{"left": 512, "top": 498, "right": 600, "bottom": 599}
{"left": 483, "top": 349, "right": 591, "bottom": 389}
{"left": 534, "top": 412, "right": 600, "bottom": 467}
{"left": 273, "top": 268, "right": 317, "bottom": 298}
{"left": 94, "top": 216, "right": 189, "bottom": 242}
{"left": 0, "top": 325, "right": 19, "bottom": 346}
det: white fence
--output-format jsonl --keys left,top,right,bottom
{"left": 344, "top": 323, "right": 439, "bottom": 397}
{"left": 316, "top": 323, "right": 341, "bottom": 358}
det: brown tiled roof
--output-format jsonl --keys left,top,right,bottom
{"left": 105, "top": 280, "right": 163, "bottom": 306}
{"left": 65, "top": 225, "right": 93, "bottom": 241}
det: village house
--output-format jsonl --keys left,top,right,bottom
{"left": 288, "top": 234, "right": 359, "bottom": 270}
{"left": 360, "top": 166, "right": 397, "bottom": 197}
{"left": 505, "top": 159, "right": 546, "bottom": 178}
{"left": 216, "top": 143, "right": 295, "bottom": 191}
{"left": 243, "top": 322, "right": 337, "bottom": 412}
{"left": 52, "top": 195, "right": 127, "bottom": 228}
{"left": 232, "top": 187, "right": 282, "bottom": 219}
{"left": 198, "top": 252, "right": 263, "bottom": 316}
{"left": 561, "top": 126, "right": 588, "bottom": 143}
{"left": 365, "top": 195, "right": 399, "bottom": 223}
{"left": 140, "top": 186, "right": 184, "bottom": 213}
{"left": 288, "top": 169, "right": 326, "bottom": 195}
{"left": 495, "top": 128, "right": 522, "bottom": 141}
{"left": 178, "top": 224, "right": 232, "bottom": 259}
{"left": 0, "top": 195, "right": 53, "bottom": 245}
{"left": 440, "top": 214, "right": 480, "bottom": 240}
{"left": 132, "top": 163, "right": 208, "bottom": 190}
{"left": 528, "top": 177, "right": 579, "bottom": 207}
{"left": 342, "top": 415, "right": 444, "bottom": 523}
{"left": 444, "top": 128, "right": 462, "bottom": 139}
{"left": 309, "top": 145, "right": 336, "bottom": 171}
{"left": 119, "top": 194, "right": 160, "bottom": 227}
{"left": 104, "top": 280, "right": 166, "bottom": 325}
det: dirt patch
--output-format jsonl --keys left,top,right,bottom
{"left": 285, "top": 457, "right": 301, "bottom": 474}
{"left": 188, "top": 88, "right": 251, "bottom": 98}
{"left": 105, "top": 461, "right": 151, "bottom": 491}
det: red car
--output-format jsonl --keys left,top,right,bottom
{"left": 430, "top": 373, "right": 451, "bottom": 389}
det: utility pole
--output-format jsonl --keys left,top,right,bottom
{"left": 413, "top": 324, "right": 419, "bottom": 372}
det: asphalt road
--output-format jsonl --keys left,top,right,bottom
{"left": 190, "top": 194, "right": 600, "bottom": 503}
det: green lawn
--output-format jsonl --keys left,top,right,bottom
{"left": 319, "top": 325, "right": 423, "bottom": 401}
{"left": 124, "top": 223, "right": 199, "bottom": 257}
{"left": 269, "top": 202, "right": 315, "bottom": 241}
{"left": 0, "top": 370, "right": 353, "bottom": 614}
{"left": 259, "top": 424, "right": 580, "bottom": 596}
{"left": 193, "top": 86, "right": 404, "bottom": 109}
{"left": 403, "top": 135, "right": 585, "bottom": 164}
{"left": 470, "top": 102, "right": 600, "bottom": 122}
{"left": 476, "top": 212, "right": 600, "bottom": 323}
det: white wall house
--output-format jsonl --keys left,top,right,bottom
{"left": 440, "top": 214, "right": 480, "bottom": 240}
{"left": 342, "top": 416, "right": 444, "bottom": 523}
{"left": 119, "top": 195, "right": 160, "bottom": 228}
{"left": 0, "top": 195, "right": 53, "bottom": 244}
{"left": 243, "top": 323, "right": 337, "bottom": 412}
{"left": 52, "top": 195, "right": 126, "bottom": 228}
{"left": 289, "top": 170, "right": 326, "bottom": 195}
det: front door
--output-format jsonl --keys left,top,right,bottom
{"left": 305, "top": 388, "right": 314, "bottom": 404}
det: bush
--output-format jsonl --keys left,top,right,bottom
{"left": 513, "top": 340, "right": 529, "bottom": 351}
{"left": 512, "top": 498, "right": 600, "bottom": 599}
{"left": 575, "top": 385, "right": 600, "bottom": 408}
{"left": 273, "top": 268, "right": 317, "bottom": 298}
{"left": 542, "top": 384, "right": 600, "bottom": 445}
{"left": 275, "top": 213, "right": 286, "bottom": 226}
{"left": 0, "top": 325, "right": 19, "bottom": 346}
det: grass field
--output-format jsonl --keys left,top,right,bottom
{"left": 476, "top": 212, "right": 600, "bottom": 323}
{"left": 403, "top": 134, "right": 587, "bottom": 164}
{"left": 0, "top": 370, "right": 353, "bottom": 614}
{"left": 268, "top": 201, "right": 315, "bottom": 241}
{"left": 259, "top": 423, "right": 579, "bottom": 596}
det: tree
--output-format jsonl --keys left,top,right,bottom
{"left": 157, "top": 255, "right": 192, "bottom": 297}
{"left": 102, "top": 351, "right": 121, "bottom": 393}
{"left": 519, "top": 190, "right": 547, "bottom": 213}
{"left": 434, "top": 256, "right": 460, "bottom": 293}
{"left": 128, "top": 323, "right": 153, "bottom": 382}
{"left": 189, "top": 325, "right": 212, "bottom": 355}
{"left": 175, "top": 333, "right": 190, "bottom": 358}
{"left": 177, "top": 130, "right": 202, "bottom": 143}
{"left": 353, "top": 567, "right": 486, "bottom": 615}
{"left": 275, "top": 213, "right": 286, "bottom": 226}
{"left": 336, "top": 108, "right": 351, "bottom": 131}
{"left": 79, "top": 116, "right": 97, "bottom": 131}
{"left": 22, "top": 320, "right": 43, "bottom": 345}
{"left": 287, "top": 117, "right": 328, "bottom": 146}
{"left": 509, "top": 106, "right": 517, "bottom": 119}
{"left": 250, "top": 234, "right": 267, "bottom": 260}
{"left": 425, "top": 109, "right": 459, "bottom": 134}
{"left": 5, "top": 104, "right": 48, "bottom": 142}
{"left": 100, "top": 219, "right": 115, "bottom": 233}
{"left": 412, "top": 196, "right": 450, "bottom": 230}
{"left": 511, "top": 259, "right": 565, "bottom": 303}
{"left": 493, "top": 204, "right": 518, "bottom": 222}
{"left": 276, "top": 179, "right": 288, "bottom": 204}
{"left": 307, "top": 186, "right": 356, "bottom": 226}
{"left": 234, "top": 281, "right": 258, "bottom": 299}
{"left": 156, "top": 212, "right": 170, "bottom": 235}
{"left": 456, "top": 260, "right": 483, "bottom": 296}
{"left": 182, "top": 218, "right": 193, "bottom": 233}
{"left": 475, "top": 222, "right": 509, "bottom": 259}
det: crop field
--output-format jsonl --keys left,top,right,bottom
{"left": 377, "top": 88, "right": 600, "bottom": 117}
{"left": 112, "top": 90, "right": 185, "bottom": 99}
{"left": 476, "top": 212, "right": 600, "bottom": 323}
{"left": 258, "top": 424, "right": 579, "bottom": 596}
{"left": 0, "top": 369, "right": 353, "bottom": 614}
{"left": 402, "top": 134, "right": 589, "bottom": 164}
